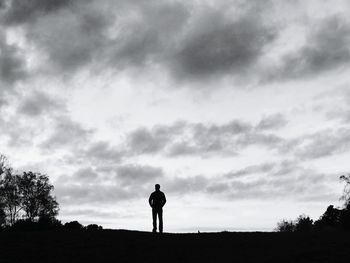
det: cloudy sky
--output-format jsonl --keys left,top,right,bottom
{"left": 1, "top": 0, "right": 350, "bottom": 232}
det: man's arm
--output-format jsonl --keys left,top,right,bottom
{"left": 162, "top": 193, "right": 166, "bottom": 207}
{"left": 149, "top": 194, "right": 153, "bottom": 207}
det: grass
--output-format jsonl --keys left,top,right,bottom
{"left": 0, "top": 230, "right": 349, "bottom": 262}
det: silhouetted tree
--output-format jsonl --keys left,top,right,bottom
{"left": 314, "top": 205, "right": 342, "bottom": 231}
{"left": 85, "top": 224, "right": 103, "bottom": 231}
{"left": 0, "top": 170, "right": 22, "bottom": 225}
{"left": 37, "top": 216, "right": 63, "bottom": 230}
{"left": 0, "top": 202, "right": 5, "bottom": 228}
{"left": 18, "top": 171, "right": 59, "bottom": 221}
{"left": 340, "top": 175, "right": 350, "bottom": 207}
{"left": 295, "top": 215, "right": 313, "bottom": 233}
{"left": 339, "top": 204, "right": 350, "bottom": 230}
{"left": 276, "top": 219, "right": 296, "bottom": 232}
{"left": 64, "top": 221, "right": 83, "bottom": 230}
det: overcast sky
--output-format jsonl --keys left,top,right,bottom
{"left": 1, "top": 0, "right": 350, "bottom": 232}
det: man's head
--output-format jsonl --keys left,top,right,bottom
{"left": 155, "top": 184, "right": 160, "bottom": 191}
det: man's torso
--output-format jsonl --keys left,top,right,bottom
{"left": 150, "top": 191, "right": 165, "bottom": 209}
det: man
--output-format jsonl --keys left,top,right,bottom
{"left": 149, "top": 184, "right": 166, "bottom": 233}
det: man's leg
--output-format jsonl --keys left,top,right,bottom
{"left": 152, "top": 208, "right": 157, "bottom": 232}
{"left": 158, "top": 209, "right": 163, "bottom": 233}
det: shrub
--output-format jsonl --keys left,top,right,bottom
{"left": 11, "top": 219, "right": 38, "bottom": 231}
{"left": 276, "top": 219, "right": 296, "bottom": 232}
{"left": 314, "top": 205, "right": 341, "bottom": 231}
{"left": 0, "top": 203, "right": 5, "bottom": 228}
{"left": 339, "top": 204, "right": 350, "bottom": 230}
{"left": 295, "top": 215, "right": 313, "bottom": 233}
{"left": 37, "top": 216, "right": 62, "bottom": 230}
{"left": 85, "top": 224, "right": 103, "bottom": 231}
{"left": 64, "top": 221, "right": 83, "bottom": 230}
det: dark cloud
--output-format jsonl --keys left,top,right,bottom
{"left": 25, "top": 2, "right": 111, "bottom": 73}
{"left": 116, "top": 164, "right": 163, "bottom": 186}
{"left": 84, "top": 141, "right": 124, "bottom": 164}
{"left": 270, "top": 16, "right": 350, "bottom": 81}
{"left": 55, "top": 163, "right": 164, "bottom": 204}
{"left": 220, "top": 164, "right": 336, "bottom": 202}
{"left": 17, "top": 91, "right": 63, "bottom": 116}
{"left": 54, "top": 156, "right": 338, "bottom": 206}
{"left": 55, "top": 183, "right": 136, "bottom": 205}
{"left": 1, "top": 0, "right": 348, "bottom": 87}
{"left": 128, "top": 127, "right": 173, "bottom": 155}
{"left": 166, "top": 175, "right": 208, "bottom": 194}
{"left": 127, "top": 121, "right": 185, "bottom": 154}
{"left": 39, "top": 116, "right": 94, "bottom": 151}
{"left": 125, "top": 116, "right": 286, "bottom": 158}
{"left": 171, "top": 9, "right": 276, "bottom": 81}
{"left": 256, "top": 113, "right": 288, "bottom": 131}
{"left": 206, "top": 182, "right": 230, "bottom": 194}
{"left": 0, "top": 109, "right": 41, "bottom": 147}
{"left": 8, "top": 0, "right": 189, "bottom": 76}
{"left": 167, "top": 120, "right": 253, "bottom": 157}
{"left": 0, "top": 32, "right": 27, "bottom": 86}
{"left": 1, "top": 0, "right": 74, "bottom": 25}
{"left": 73, "top": 167, "right": 99, "bottom": 182}
{"left": 236, "top": 132, "right": 283, "bottom": 150}
{"left": 108, "top": 1, "right": 190, "bottom": 70}
{"left": 324, "top": 89, "right": 350, "bottom": 124}
{"left": 161, "top": 160, "right": 337, "bottom": 203}
{"left": 225, "top": 162, "right": 275, "bottom": 178}
{"left": 224, "top": 160, "right": 303, "bottom": 180}
{"left": 294, "top": 128, "right": 350, "bottom": 160}
{"left": 0, "top": 0, "right": 280, "bottom": 83}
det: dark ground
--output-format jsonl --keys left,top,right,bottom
{"left": 0, "top": 230, "right": 349, "bottom": 263}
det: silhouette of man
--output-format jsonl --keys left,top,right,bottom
{"left": 149, "top": 184, "right": 166, "bottom": 233}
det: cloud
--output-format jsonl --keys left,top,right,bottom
{"left": 1, "top": 0, "right": 349, "bottom": 88}
{"left": 55, "top": 163, "right": 164, "bottom": 204}
{"left": 324, "top": 88, "right": 350, "bottom": 123}
{"left": 116, "top": 164, "right": 163, "bottom": 186}
{"left": 170, "top": 7, "right": 276, "bottom": 82}
{"left": 224, "top": 162, "right": 275, "bottom": 178}
{"left": 0, "top": 107, "right": 43, "bottom": 147}
{"left": 4, "top": 0, "right": 188, "bottom": 76}
{"left": 270, "top": 15, "right": 350, "bottom": 80}
{"left": 24, "top": 1, "right": 112, "bottom": 73}
{"left": 0, "top": 0, "right": 281, "bottom": 84}
{"left": 54, "top": 154, "right": 339, "bottom": 206}
{"left": 55, "top": 183, "right": 136, "bottom": 205}
{"left": 219, "top": 163, "right": 336, "bottom": 202}
{"left": 160, "top": 160, "right": 337, "bottom": 203}
{"left": 107, "top": 0, "right": 190, "bottom": 70}
{"left": 39, "top": 115, "right": 94, "bottom": 151}
{"left": 0, "top": 31, "right": 27, "bottom": 87}
{"left": 166, "top": 175, "right": 208, "bottom": 194}
{"left": 83, "top": 141, "right": 124, "bottom": 164}
{"left": 127, "top": 122, "right": 184, "bottom": 154}
{"left": 1, "top": 0, "right": 74, "bottom": 25}
{"left": 125, "top": 116, "right": 286, "bottom": 158}
{"left": 73, "top": 167, "right": 99, "bottom": 182}
{"left": 17, "top": 91, "right": 64, "bottom": 116}
{"left": 256, "top": 113, "right": 288, "bottom": 131}
{"left": 294, "top": 128, "right": 350, "bottom": 160}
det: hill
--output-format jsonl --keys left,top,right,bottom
{"left": 0, "top": 230, "right": 349, "bottom": 262}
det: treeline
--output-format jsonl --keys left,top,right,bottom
{"left": 0, "top": 155, "right": 59, "bottom": 227}
{"left": 7, "top": 219, "right": 103, "bottom": 231}
{"left": 0, "top": 154, "right": 103, "bottom": 231}
{"left": 276, "top": 175, "right": 350, "bottom": 232}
